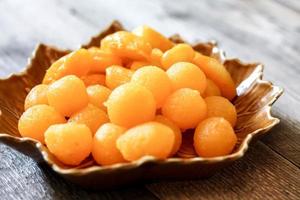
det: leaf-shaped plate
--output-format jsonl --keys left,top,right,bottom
{"left": 0, "top": 21, "right": 283, "bottom": 189}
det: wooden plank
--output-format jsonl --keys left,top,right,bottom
{"left": 0, "top": 0, "right": 299, "bottom": 199}
{"left": 0, "top": 0, "right": 98, "bottom": 76}
{"left": 0, "top": 144, "right": 158, "bottom": 200}
{"left": 261, "top": 110, "right": 300, "bottom": 167}
{"left": 146, "top": 142, "right": 300, "bottom": 200}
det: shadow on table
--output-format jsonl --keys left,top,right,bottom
{"left": 37, "top": 161, "right": 157, "bottom": 199}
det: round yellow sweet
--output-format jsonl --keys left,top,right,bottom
{"left": 205, "top": 96, "right": 237, "bottom": 127}
{"left": 101, "top": 31, "right": 152, "bottom": 60}
{"left": 81, "top": 74, "right": 106, "bottom": 86}
{"left": 43, "top": 56, "right": 65, "bottom": 84}
{"left": 167, "top": 62, "right": 207, "bottom": 94}
{"left": 24, "top": 84, "right": 49, "bottom": 110}
{"left": 150, "top": 48, "right": 163, "bottom": 67}
{"left": 193, "top": 52, "right": 236, "bottom": 100}
{"left": 194, "top": 117, "right": 237, "bottom": 157}
{"left": 68, "top": 104, "right": 109, "bottom": 134}
{"left": 131, "top": 66, "right": 172, "bottom": 108}
{"left": 106, "top": 83, "right": 156, "bottom": 128}
{"left": 129, "top": 61, "right": 151, "bottom": 71}
{"left": 162, "top": 88, "right": 207, "bottom": 130}
{"left": 203, "top": 79, "right": 221, "bottom": 97}
{"left": 47, "top": 75, "right": 88, "bottom": 116}
{"left": 43, "top": 49, "right": 93, "bottom": 84}
{"left": 161, "top": 44, "right": 195, "bottom": 69}
{"left": 92, "top": 123, "right": 126, "bottom": 165}
{"left": 116, "top": 122, "right": 174, "bottom": 161}
{"left": 105, "top": 66, "right": 133, "bottom": 89}
{"left": 86, "top": 85, "right": 111, "bottom": 111}
{"left": 18, "top": 105, "right": 66, "bottom": 143}
{"left": 45, "top": 123, "right": 93, "bottom": 166}
{"left": 88, "top": 48, "right": 122, "bottom": 73}
{"left": 155, "top": 115, "right": 182, "bottom": 156}
{"left": 132, "top": 25, "right": 173, "bottom": 52}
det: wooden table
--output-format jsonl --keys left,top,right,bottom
{"left": 0, "top": 0, "right": 299, "bottom": 199}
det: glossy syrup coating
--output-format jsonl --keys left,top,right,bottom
{"left": 204, "top": 96, "right": 237, "bottom": 127}
{"left": 203, "top": 79, "right": 221, "bottom": 97}
{"left": 116, "top": 122, "right": 175, "bottom": 161}
{"left": 132, "top": 25, "right": 173, "bottom": 52}
{"left": 155, "top": 115, "right": 182, "bottom": 156}
{"left": 86, "top": 85, "right": 111, "bottom": 111}
{"left": 162, "top": 88, "right": 207, "bottom": 130}
{"left": 194, "top": 117, "right": 237, "bottom": 157}
{"left": 92, "top": 123, "right": 126, "bottom": 165}
{"left": 193, "top": 52, "right": 236, "bottom": 100}
{"left": 129, "top": 61, "right": 151, "bottom": 71}
{"left": 45, "top": 123, "right": 93, "bottom": 166}
{"left": 106, "top": 83, "right": 156, "bottom": 128}
{"left": 167, "top": 62, "right": 207, "bottom": 94}
{"left": 105, "top": 65, "right": 133, "bottom": 89}
{"left": 43, "top": 49, "right": 93, "bottom": 84}
{"left": 81, "top": 74, "right": 106, "bottom": 87}
{"left": 131, "top": 66, "right": 172, "bottom": 108}
{"left": 68, "top": 104, "right": 109, "bottom": 134}
{"left": 101, "top": 31, "right": 152, "bottom": 61}
{"left": 43, "top": 56, "right": 65, "bottom": 84}
{"left": 150, "top": 48, "right": 163, "bottom": 67}
{"left": 24, "top": 84, "right": 49, "bottom": 110}
{"left": 88, "top": 47, "right": 122, "bottom": 73}
{"left": 161, "top": 44, "right": 195, "bottom": 70}
{"left": 47, "top": 75, "right": 89, "bottom": 117}
{"left": 18, "top": 105, "right": 66, "bottom": 143}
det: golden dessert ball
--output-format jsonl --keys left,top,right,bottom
{"left": 68, "top": 104, "right": 109, "bottom": 134}
{"left": 194, "top": 117, "right": 237, "bottom": 157}
{"left": 129, "top": 61, "right": 151, "bottom": 71}
{"left": 106, "top": 83, "right": 156, "bottom": 128}
{"left": 150, "top": 48, "right": 163, "bottom": 67}
{"left": 193, "top": 52, "right": 236, "bottom": 100}
{"left": 86, "top": 85, "right": 111, "bottom": 111}
{"left": 132, "top": 25, "right": 173, "bottom": 52}
{"left": 24, "top": 84, "right": 49, "bottom": 110}
{"left": 116, "top": 122, "right": 175, "bottom": 161}
{"left": 205, "top": 96, "right": 237, "bottom": 127}
{"left": 105, "top": 65, "right": 133, "bottom": 89}
{"left": 43, "top": 49, "right": 93, "bottom": 84}
{"left": 43, "top": 56, "right": 65, "bottom": 84}
{"left": 92, "top": 123, "right": 126, "bottom": 165}
{"left": 167, "top": 62, "right": 207, "bottom": 94}
{"left": 155, "top": 115, "right": 182, "bottom": 156}
{"left": 81, "top": 74, "right": 106, "bottom": 86}
{"left": 162, "top": 88, "right": 207, "bottom": 130}
{"left": 18, "top": 105, "right": 66, "bottom": 143}
{"left": 161, "top": 44, "right": 195, "bottom": 69}
{"left": 88, "top": 48, "right": 122, "bottom": 73}
{"left": 131, "top": 66, "right": 172, "bottom": 108}
{"left": 101, "top": 31, "right": 152, "bottom": 61}
{"left": 45, "top": 123, "right": 93, "bottom": 166}
{"left": 47, "top": 75, "right": 88, "bottom": 117}
{"left": 203, "top": 79, "right": 221, "bottom": 97}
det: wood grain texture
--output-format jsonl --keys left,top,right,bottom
{"left": 261, "top": 110, "right": 300, "bottom": 167}
{"left": 0, "top": 0, "right": 299, "bottom": 199}
{"left": 0, "top": 145, "right": 158, "bottom": 200}
{"left": 146, "top": 142, "right": 300, "bottom": 200}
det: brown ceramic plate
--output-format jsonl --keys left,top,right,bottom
{"left": 0, "top": 21, "right": 283, "bottom": 189}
